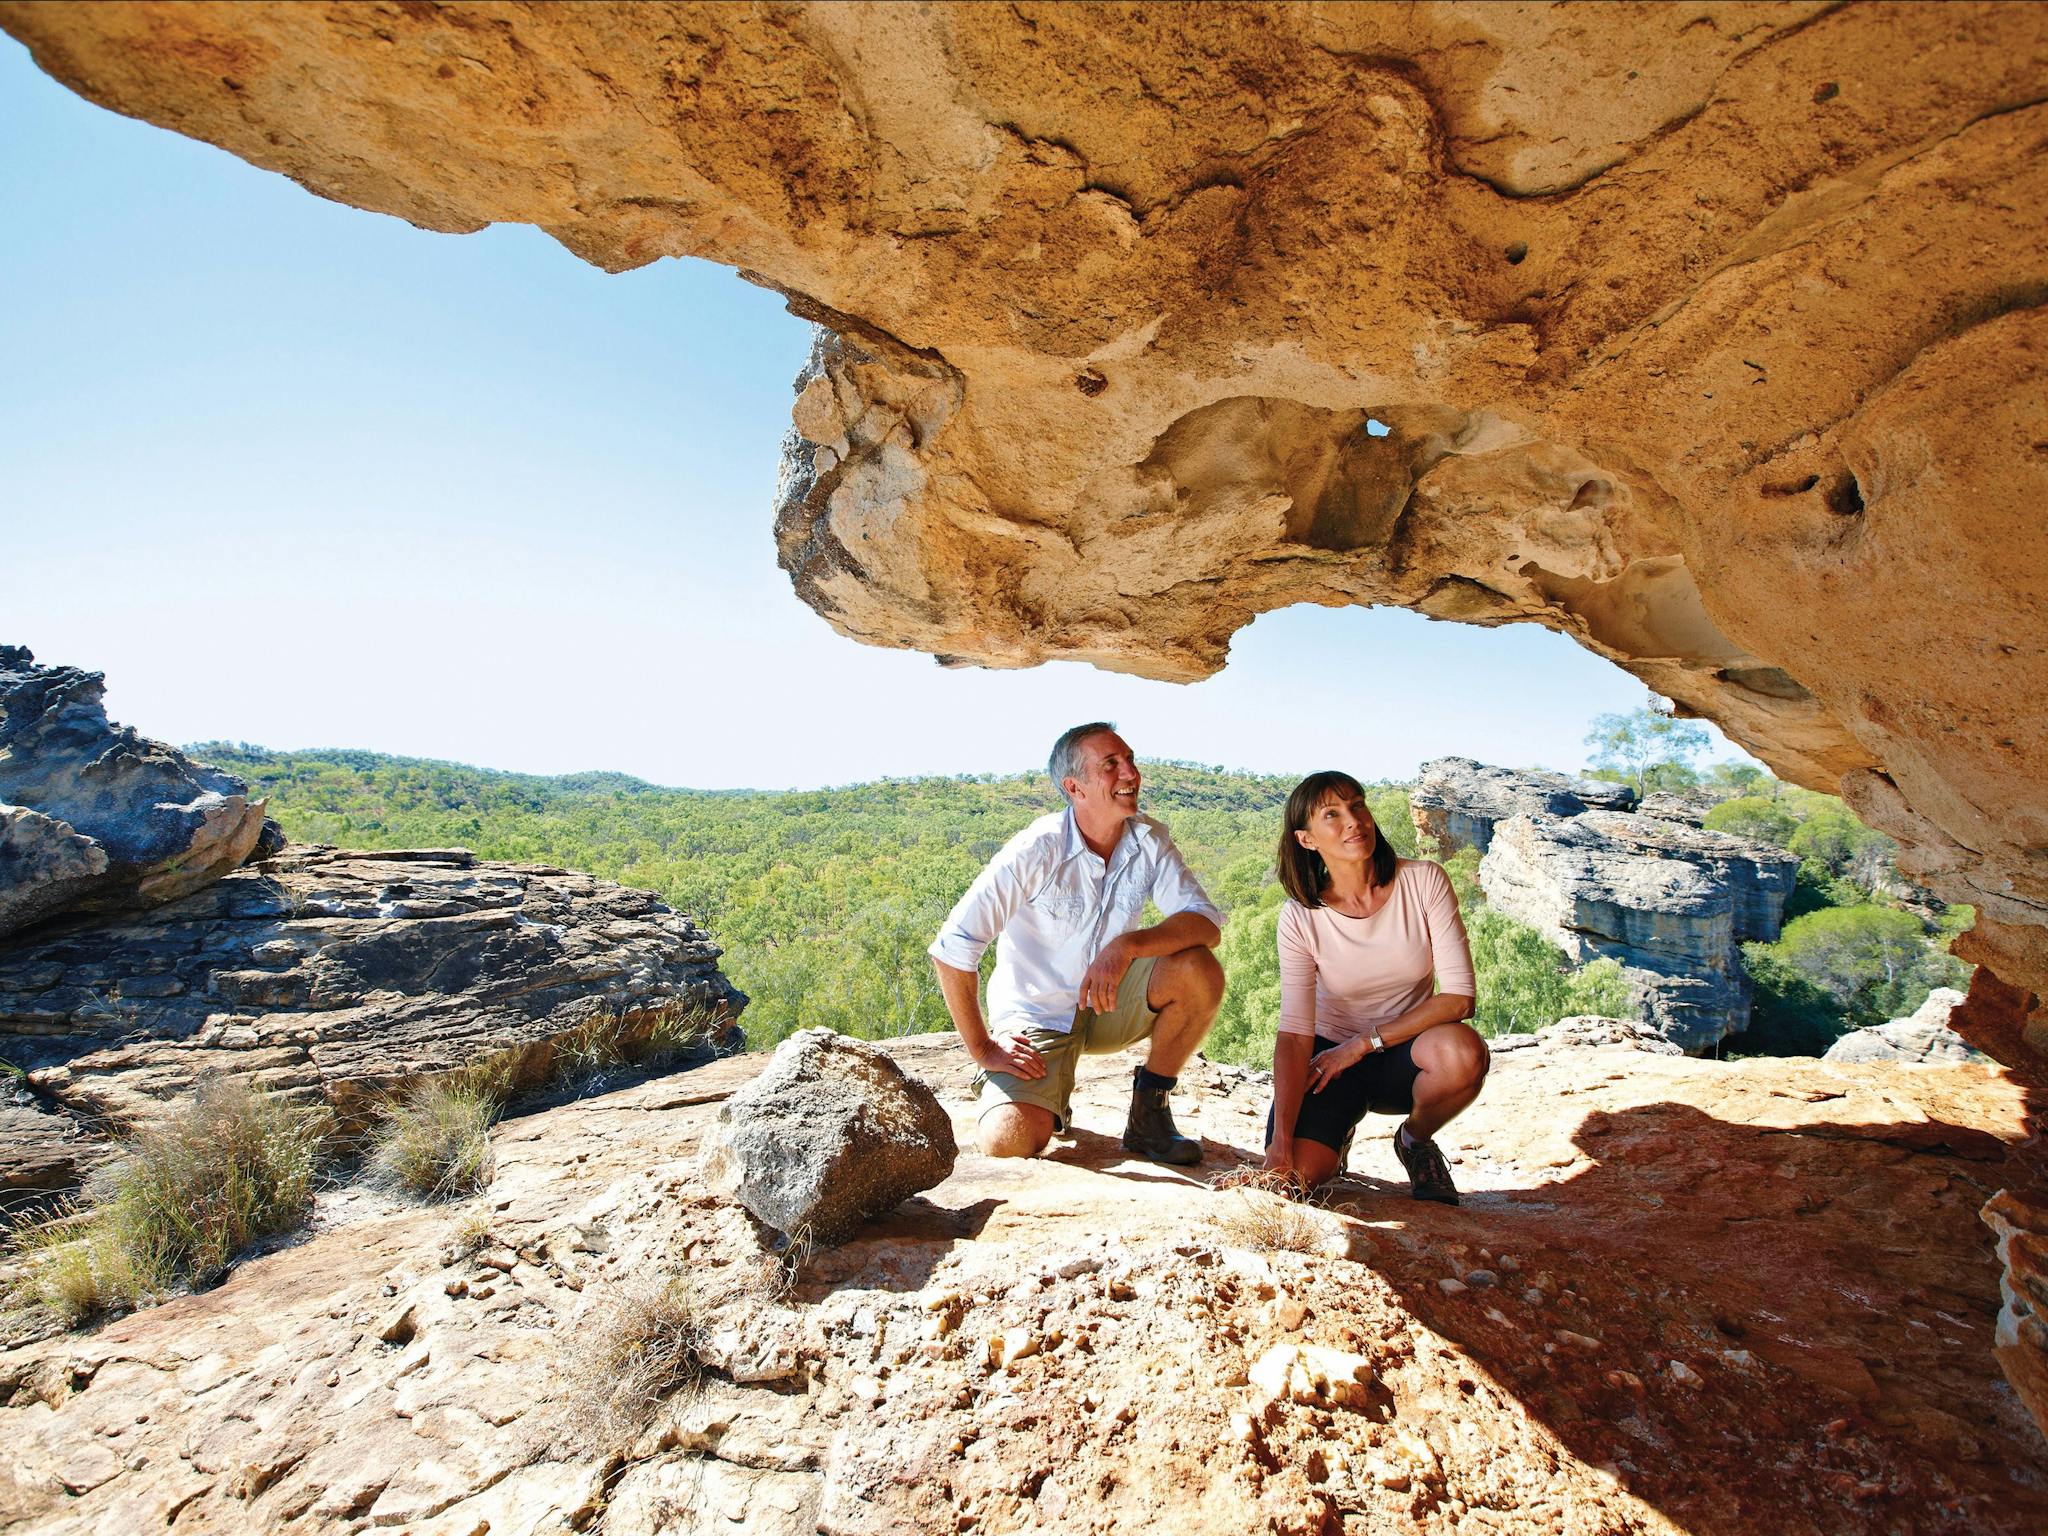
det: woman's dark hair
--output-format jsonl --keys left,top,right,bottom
{"left": 1277, "top": 770, "right": 1398, "bottom": 906}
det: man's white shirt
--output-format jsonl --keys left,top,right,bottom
{"left": 929, "top": 809, "right": 1223, "bottom": 1036}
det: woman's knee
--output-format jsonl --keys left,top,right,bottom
{"left": 1416, "top": 1022, "right": 1490, "bottom": 1087}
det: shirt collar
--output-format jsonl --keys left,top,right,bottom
{"left": 1060, "top": 806, "right": 1149, "bottom": 868}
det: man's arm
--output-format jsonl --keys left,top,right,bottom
{"left": 932, "top": 958, "right": 1046, "bottom": 1079}
{"left": 1076, "top": 908, "right": 1221, "bottom": 1013}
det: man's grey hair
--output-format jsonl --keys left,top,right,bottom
{"left": 1049, "top": 721, "right": 1119, "bottom": 799}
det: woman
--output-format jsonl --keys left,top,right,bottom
{"left": 1262, "top": 770, "right": 1487, "bottom": 1202}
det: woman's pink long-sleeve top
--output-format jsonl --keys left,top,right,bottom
{"left": 1276, "top": 859, "right": 1476, "bottom": 1044}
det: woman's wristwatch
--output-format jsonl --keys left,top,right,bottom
{"left": 1368, "top": 1027, "right": 1386, "bottom": 1054}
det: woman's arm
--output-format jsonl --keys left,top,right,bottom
{"left": 1266, "top": 1031, "right": 1315, "bottom": 1171}
{"left": 1267, "top": 903, "right": 1319, "bottom": 1171}
{"left": 1302, "top": 990, "right": 1473, "bottom": 1085}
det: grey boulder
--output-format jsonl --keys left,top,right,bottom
{"left": 0, "top": 647, "right": 267, "bottom": 940}
{"left": 1823, "top": 989, "right": 1986, "bottom": 1065}
{"left": 703, "top": 1028, "right": 956, "bottom": 1243}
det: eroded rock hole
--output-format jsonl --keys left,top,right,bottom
{"left": 1505, "top": 241, "right": 1528, "bottom": 264}
{"left": 1823, "top": 470, "right": 1865, "bottom": 517}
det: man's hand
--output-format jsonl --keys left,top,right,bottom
{"left": 1305, "top": 1039, "right": 1367, "bottom": 1094}
{"left": 973, "top": 1032, "right": 1047, "bottom": 1081}
{"left": 1078, "top": 933, "right": 1135, "bottom": 1014}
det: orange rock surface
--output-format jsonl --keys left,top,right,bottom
{"left": 1, "top": 1037, "right": 2040, "bottom": 1532}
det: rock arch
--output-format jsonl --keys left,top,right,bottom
{"left": 6, "top": 0, "right": 2046, "bottom": 1423}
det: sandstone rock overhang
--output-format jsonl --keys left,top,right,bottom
{"left": 2, "top": 4, "right": 2042, "bottom": 1064}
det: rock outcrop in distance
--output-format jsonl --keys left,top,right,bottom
{"left": 2, "top": 2, "right": 2035, "bottom": 1082}
{"left": 1, "top": 846, "right": 746, "bottom": 1213}
{"left": 0, "top": 648, "right": 269, "bottom": 942}
{"left": 1824, "top": 987, "right": 1986, "bottom": 1066}
{"left": 0, "top": 1036, "right": 2035, "bottom": 1534}
{"left": 1413, "top": 757, "right": 1796, "bottom": 1051}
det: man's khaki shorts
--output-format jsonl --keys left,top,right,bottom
{"left": 975, "top": 954, "right": 1159, "bottom": 1133}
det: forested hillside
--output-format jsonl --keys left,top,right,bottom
{"left": 200, "top": 745, "right": 1963, "bottom": 1063}
{"left": 200, "top": 746, "right": 1334, "bottom": 1054}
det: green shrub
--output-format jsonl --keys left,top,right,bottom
{"left": 1702, "top": 796, "right": 1798, "bottom": 846}
{"left": 1787, "top": 807, "right": 1899, "bottom": 890}
{"left": 12, "top": 1078, "right": 328, "bottom": 1324}
{"left": 1468, "top": 909, "right": 1633, "bottom": 1038}
{"left": 1206, "top": 884, "right": 1286, "bottom": 1067}
{"left": 371, "top": 1081, "right": 498, "bottom": 1200}
{"left": 1740, "top": 904, "right": 1967, "bottom": 1044}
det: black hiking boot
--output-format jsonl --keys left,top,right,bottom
{"left": 1393, "top": 1124, "right": 1460, "bottom": 1205}
{"left": 1123, "top": 1069, "right": 1202, "bottom": 1165}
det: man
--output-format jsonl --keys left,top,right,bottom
{"left": 929, "top": 722, "right": 1226, "bottom": 1164}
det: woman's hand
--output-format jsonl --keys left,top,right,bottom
{"left": 1262, "top": 1135, "right": 1295, "bottom": 1174}
{"left": 1304, "top": 1039, "right": 1367, "bottom": 1093}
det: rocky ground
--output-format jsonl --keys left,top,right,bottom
{"left": 2, "top": 1033, "right": 2038, "bottom": 1535}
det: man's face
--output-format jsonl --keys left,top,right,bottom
{"left": 1067, "top": 731, "right": 1141, "bottom": 823}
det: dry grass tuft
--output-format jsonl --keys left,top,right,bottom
{"left": 556, "top": 1273, "right": 714, "bottom": 1455}
{"left": 370, "top": 1081, "right": 498, "bottom": 1201}
{"left": 552, "top": 1002, "right": 724, "bottom": 1092}
{"left": 1208, "top": 1168, "right": 1332, "bottom": 1255}
{"left": 448, "top": 1205, "right": 493, "bottom": 1260}
{"left": 10, "top": 1078, "right": 329, "bottom": 1324}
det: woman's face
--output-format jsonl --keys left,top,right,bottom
{"left": 1295, "top": 788, "right": 1377, "bottom": 867}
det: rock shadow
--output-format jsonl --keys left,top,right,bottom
{"left": 792, "top": 1195, "right": 1000, "bottom": 1298}
{"left": 1301, "top": 1098, "right": 2045, "bottom": 1534}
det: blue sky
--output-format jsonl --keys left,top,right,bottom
{"left": 1, "top": 38, "right": 1745, "bottom": 790}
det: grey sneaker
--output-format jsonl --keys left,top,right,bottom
{"left": 1394, "top": 1126, "right": 1459, "bottom": 1205}
{"left": 1123, "top": 1071, "right": 1202, "bottom": 1165}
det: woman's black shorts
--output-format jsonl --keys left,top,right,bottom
{"left": 1265, "top": 1035, "right": 1421, "bottom": 1151}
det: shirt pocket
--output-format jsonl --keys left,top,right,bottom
{"left": 1029, "top": 876, "right": 1088, "bottom": 926}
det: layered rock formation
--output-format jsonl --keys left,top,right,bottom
{"left": 1410, "top": 757, "right": 1636, "bottom": 856}
{"left": 0, "top": 846, "right": 746, "bottom": 1210}
{"left": 0, "top": 1036, "right": 2035, "bottom": 1533}
{"left": 1415, "top": 758, "right": 1797, "bottom": 1050}
{"left": 0, "top": 649, "right": 268, "bottom": 941}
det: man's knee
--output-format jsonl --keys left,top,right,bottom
{"left": 1151, "top": 946, "right": 1225, "bottom": 1015}
{"left": 978, "top": 1103, "right": 1055, "bottom": 1158}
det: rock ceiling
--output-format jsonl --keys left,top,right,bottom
{"left": 3, "top": 2, "right": 2043, "bottom": 1065}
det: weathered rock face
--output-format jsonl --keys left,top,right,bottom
{"left": 0, "top": 1037, "right": 2037, "bottom": 1533}
{"left": 1415, "top": 759, "right": 1798, "bottom": 1050}
{"left": 703, "top": 1028, "right": 956, "bottom": 1243}
{"left": 0, "top": 846, "right": 746, "bottom": 1209}
{"left": 0, "top": 648, "right": 268, "bottom": 940}
{"left": 1824, "top": 987, "right": 1986, "bottom": 1066}
{"left": 1411, "top": 756, "right": 1636, "bottom": 856}
{"left": 1482, "top": 809, "right": 1797, "bottom": 1052}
